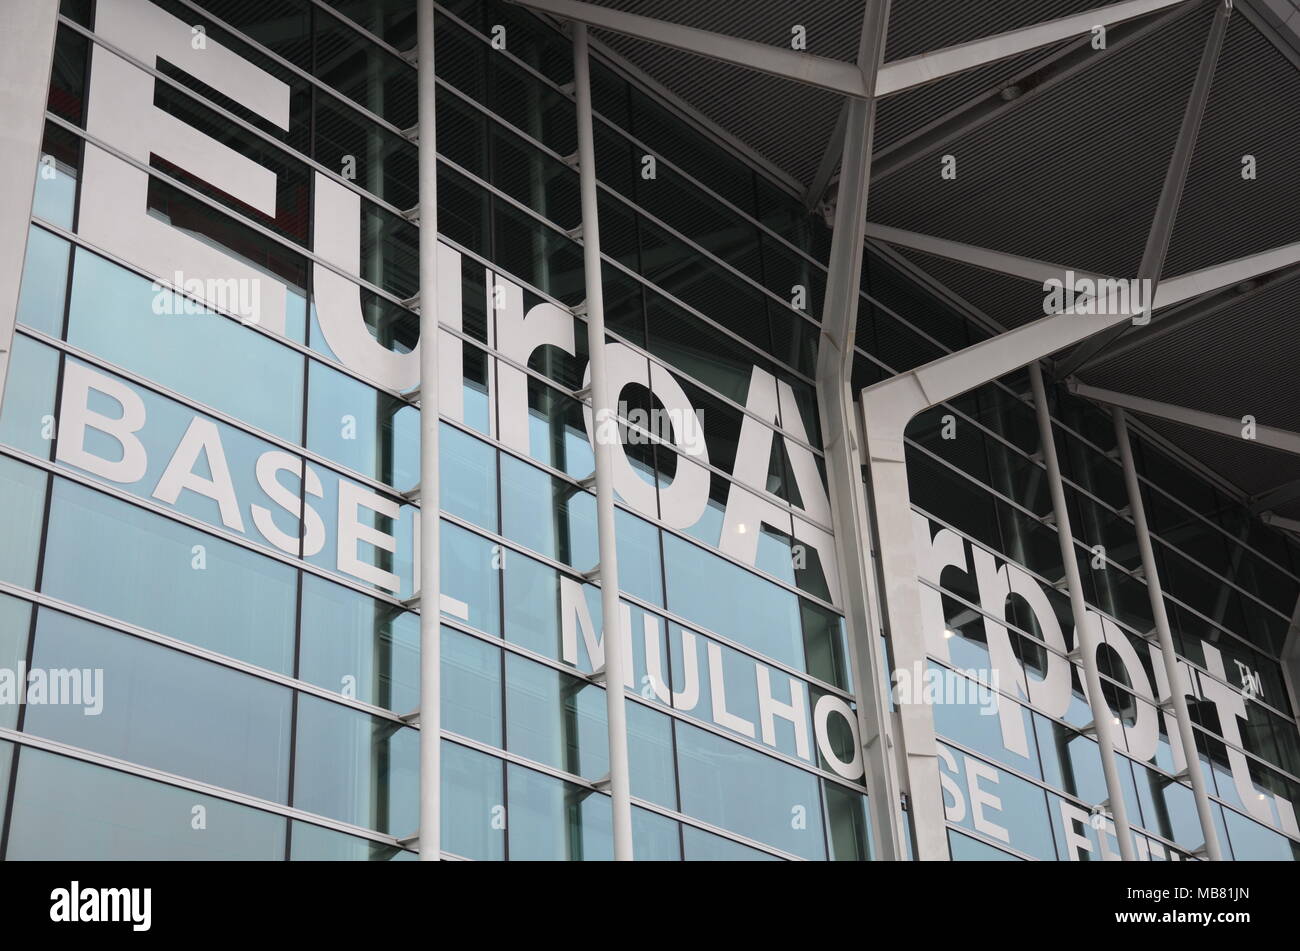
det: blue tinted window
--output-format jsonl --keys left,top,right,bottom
{"left": 0, "top": 456, "right": 47, "bottom": 590}
{"left": 6, "top": 748, "right": 285, "bottom": 859}
{"left": 292, "top": 693, "right": 418, "bottom": 835}
{"left": 680, "top": 824, "right": 780, "bottom": 861}
{"left": 443, "top": 626, "right": 502, "bottom": 746}
{"left": 32, "top": 155, "right": 76, "bottom": 229}
{"left": 440, "top": 519, "right": 501, "bottom": 635}
{"left": 441, "top": 423, "right": 497, "bottom": 530}
{"left": 306, "top": 359, "right": 417, "bottom": 488}
{"left": 298, "top": 573, "right": 418, "bottom": 712}
{"left": 0, "top": 595, "right": 32, "bottom": 731}
{"left": 26, "top": 610, "right": 292, "bottom": 802}
{"left": 663, "top": 533, "right": 802, "bottom": 670}
{"left": 15, "top": 226, "right": 69, "bottom": 336}
{"left": 443, "top": 741, "right": 506, "bottom": 861}
{"left": 0, "top": 334, "right": 59, "bottom": 459}
{"left": 290, "top": 821, "right": 413, "bottom": 861}
{"left": 41, "top": 478, "right": 297, "bottom": 673}
{"left": 506, "top": 763, "right": 612, "bottom": 861}
{"left": 675, "top": 722, "right": 825, "bottom": 859}
{"left": 66, "top": 248, "right": 304, "bottom": 441}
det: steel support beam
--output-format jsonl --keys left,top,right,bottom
{"left": 0, "top": 0, "right": 60, "bottom": 417}
{"left": 1054, "top": 0, "right": 1232, "bottom": 380}
{"left": 1155, "top": 239, "right": 1300, "bottom": 308}
{"left": 1262, "top": 512, "right": 1300, "bottom": 535}
{"left": 1250, "top": 477, "right": 1300, "bottom": 515}
{"left": 1113, "top": 408, "right": 1223, "bottom": 859}
{"left": 415, "top": 0, "right": 442, "bottom": 862}
{"left": 511, "top": 0, "right": 871, "bottom": 97}
{"left": 814, "top": 0, "right": 905, "bottom": 860}
{"left": 870, "top": 1, "right": 1196, "bottom": 184}
{"left": 874, "top": 0, "right": 1192, "bottom": 96}
{"left": 865, "top": 223, "right": 1113, "bottom": 288}
{"left": 573, "top": 22, "right": 635, "bottom": 860}
{"left": 1031, "top": 364, "right": 1137, "bottom": 860}
{"left": 1282, "top": 595, "right": 1300, "bottom": 734}
{"left": 858, "top": 302, "right": 1131, "bottom": 863}
{"left": 1070, "top": 382, "right": 1300, "bottom": 456}
{"left": 803, "top": 100, "right": 849, "bottom": 212}
{"left": 1072, "top": 261, "right": 1300, "bottom": 373}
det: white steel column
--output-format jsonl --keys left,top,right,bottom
{"left": 415, "top": 0, "right": 442, "bottom": 861}
{"left": 1028, "top": 363, "right": 1136, "bottom": 861}
{"left": 815, "top": 0, "right": 903, "bottom": 861}
{"left": 859, "top": 305, "right": 1132, "bottom": 862}
{"left": 1112, "top": 407, "right": 1224, "bottom": 860}
{"left": 0, "top": 0, "right": 60, "bottom": 415}
{"left": 573, "top": 22, "right": 635, "bottom": 861}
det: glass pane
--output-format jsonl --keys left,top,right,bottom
{"left": 15, "top": 226, "right": 69, "bottom": 337}
{"left": 26, "top": 609, "right": 292, "bottom": 802}
{"left": 680, "top": 824, "right": 780, "bottom": 861}
{"left": 41, "top": 478, "right": 297, "bottom": 674}
{"left": 289, "top": 821, "right": 413, "bottom": 861}
{"left": 6, "top": 748, "right": 285, "bottom": 859}
{"left": 442, "top": 741, "right": 506, "bottom": 861}
{"left": 0, "top": 456, "right": 47, "bottom": 589}
{"left": 307, "top": 359, "right": 417, "bottom": 488}
{"left": 0, "top": 334, "right": 60, "bottom": 459}
{"left": 506, "top": 763, "right": 612, "bottom": 861}
{"left": 0, "top": 595, "right": 33, "bottom": 731}
{"left": 441, "top": 423, "right": 497, "bottom": 531}
{"left": 298, "top": 573, "right": 418, "bottom": 712}
{"left": 442, "top": 626, "right": 502, "bottom": 747}
{"left": 675, "top": 721, "right": 826, "bottom": 859}
{"left": 663, "top": 533, "right": 802, "bottom": 671}
{"left": 66, "top": 248, "right": 305, "bottom": 442}
{"left": 292, "top": 693, "right": 418, "bottom": 835}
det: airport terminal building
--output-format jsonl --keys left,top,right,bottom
{"left": 0, "top": 0, "right": 1298, "bottom": 861}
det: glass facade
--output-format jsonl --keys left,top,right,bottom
{"left": 0, "top": 0, "right": 1295, "bottom": 862}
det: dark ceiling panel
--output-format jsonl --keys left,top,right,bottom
{"left": 586, "top": 0, "right": 863, "bottom": 59}
{"left": 1162, "top": 14, "right": 1300, "bottom": 275}
{"left": 593, "top": 34, "right": 844, "bottom": 184}
{"left": 1082, "top": 269, "right": 1300, "bottom": 432}
{"left": 883, "top": 0, "right": 1128, "bottom": 61}
{"left": 867, "top": 2, "right": 1214, "bottom": 277}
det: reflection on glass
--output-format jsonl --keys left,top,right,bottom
{"left": 66, "top": 248, "right": 305, "bottom": 441}
{"left": 290, "top": 820, "right": 414, "bottom": 861}
{"left": 675, "top": 721, "right": 825, "bottom": 859}
{"left": 26, "top": 609, "right": 292, "bottom": 803}
{"left": 442, "top": 627, "right": 502, "bottom": 747}
{"left": 6, "top": 748, "right": 284, "bottom": 859}
{"left": 292, "top": 694, "right": 417, "bottom": 835}
{"left": 42, "top": 478, "right": 297, "bottom": 674}
{"left": 0, "top": 457, "right": 47, "bottom": 591}
{"left": 443, "top": 741, "right": 505, "bottom": 861}
{"left": 506, "top": 763, "right": 612, "bottom": 861}
{"left": 15, "top": 226, "right": 69, "bottom": 337}
{"left": 0, "top": 334, "right": 59, "bottom": 459}
{"left": 298, "top": 573, "right": 418, "bottom": 712}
